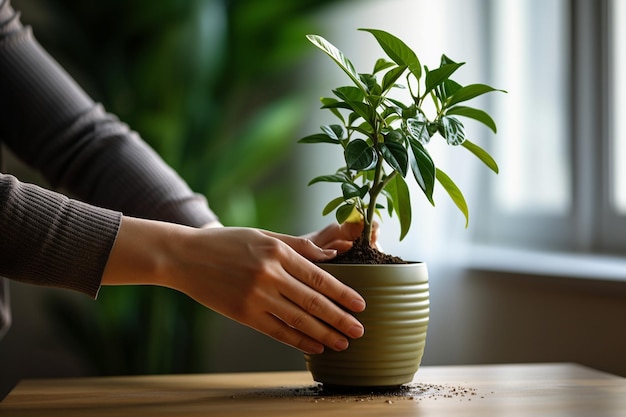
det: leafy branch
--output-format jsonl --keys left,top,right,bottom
{"left": 299, "top": 29, "right": 506, "bottom": 246}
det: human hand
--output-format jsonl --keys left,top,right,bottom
{"left": 303, "top": 221, "right": 380, "bottom": 254}
{"left": 102, "top": 218, "right": 366, "bottom": 355}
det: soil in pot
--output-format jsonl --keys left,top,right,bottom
{"left": 326, "top": 237, "right": 406, "bottom": 265}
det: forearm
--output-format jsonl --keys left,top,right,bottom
{"left": 101, "top": 216, "right": 189, "bottom": 288}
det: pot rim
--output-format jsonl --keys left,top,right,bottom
{"left": 316, "top": 261, "right": 425, "bottom": 266}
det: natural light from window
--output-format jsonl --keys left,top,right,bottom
{"left": 490, "top": 0, "right": 570, "bottom": 214}
{"left": 613, "top": 0, "right": 626, "bottom": 214}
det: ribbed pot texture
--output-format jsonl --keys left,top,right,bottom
{"left": 304, "top": 262, "right": 429, "bottom": 387}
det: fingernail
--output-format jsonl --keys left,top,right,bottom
{"left": 348, "top": 325, "right": 364, "bottom": 338}
{"left": 334, "top": 338, "right": 349, "bottom": 351}
{"left": 351, "top": 299, "right": 366, "bottom": 312}
{"left": 322, "top": 248, "right": 337, "bottom": 258}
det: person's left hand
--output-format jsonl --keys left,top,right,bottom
{"left": 302, "top": 221, "right": 379, "bottom": 254}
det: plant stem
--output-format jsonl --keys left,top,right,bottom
{"left": 362, "top": 142, "right": 397, "bottom": 245}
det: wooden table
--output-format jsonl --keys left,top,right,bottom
{"left": 1, "top": 363, "right": 624, "bottom": 416}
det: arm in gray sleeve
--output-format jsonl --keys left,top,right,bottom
{"left": 0, "top": 0, "right": 218, "bottom": 227}
{"left": 0, "top": 0, "right": 219, "bottom": 297}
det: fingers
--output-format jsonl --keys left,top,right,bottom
{"left": 254, "top": 281, "right": 362, "bottom": 354}
{"left": 259, "top": 231, "right": 366, "bottom": 350}
{"left": 264, "top": 230, "right": 338, "bottom": 262}
{"left": 255, "top": 312, "right": 326, "bottom": 355}
{"left": 304, "top": 221, "right": 380, "bottom": 252}
{"left": 191, "top": 228, "right": 366, "bottom": 354}
{"left": 339, "top": 221, "right": 379, "bottom": 244}
{"left": 292, "top": 285, "right": 365, "bottom": 342}
{"left": 268, "top": 295, "right": 352, "bottom": 354}
{"left": 264, "top": 231, "right": 365, "bottom": 313}
{"left": 321, "top": 239, "right": 354, "bottom": 254}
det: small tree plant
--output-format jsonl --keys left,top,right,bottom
{"left": 299, "top": 29, "right": 505, "bottom": 262}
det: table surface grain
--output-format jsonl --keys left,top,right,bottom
{"left": 0, "top": 363, "right": 624, "bottom": 417}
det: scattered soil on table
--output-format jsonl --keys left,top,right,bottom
{"left": 231, "top": 382, "right": 484, "bottom": 404}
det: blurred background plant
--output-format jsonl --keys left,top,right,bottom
{"left": 12, "top": 0, "right": 350, "bottom": 376}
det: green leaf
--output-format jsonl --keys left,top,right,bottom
{"left": 440, "top": 54, "right": 458, "bottom": 65}
{"left": 384, "top": 129, "right": 404, "bottom": 142}
{"left": 385, "top": 194, "right": 394, "bottom": 217}
{"left": 446, "top": 83, "right": 505, "bottom": 107}
{"left": 342, "top": 182, "right": 368, "bottom": 199}
{"left": 387, "top": 97, "right": 409, "bottom": 112}
{"left": 384, "top": 114, "right": 401, "bottom": 126}
{"left": 308, "top": 173, "right": 349, "bottom": 186}
{"left": 348, "top": 112, "right": 362, "bottom": 127}
{"left": 373, "top": 58, "right": 395, "bottom": 73}
{"left": 322, "top": 197, "right": 345, "bottom": 216}
{"left": 321, "top": 100, "right": 353, "bottom": 111}
{"left": 425, "top": 62, "right": 464, "bottom": 95}
{"left": 346, "top": 101, "right": 374, "bottom": 126}
{"left": 446, "top": 106, "right": 497, "bottom": 133}
{"left": 345, "top": 139, "right": 377, "bottom": 170}
{"left": 321, "top": 124, "right": 345, "bottom": 140}
{"left": 402, "top": 103, "right": 418, "bottom": 119}
{"left": 336, "top": 203, "right": 356, "bottom": 224}
{"left": 333, "top": 86, "right": 364, "bottom": 103}
{"left": 461, "top": 140, "right": 499, "bottom": 173}
{"left": 384, "top": 174, "right": 412, "bottom": 240}
{"left": 351, "top": 124, "right": 374, "bottom": 137}
{"left": 406, "top": 113, "right": 431, "bottom": 144}
{"left": 409, "top": 140, "right": 435, "bottom": 204}
{"left": 298, "top": 133, "right": 338, "bottom": 144}
{"left": 307, "top": 34, "right": 366, "bottom": 92}
{"left": 436, "top": 168, "right": 469, "bottom": 227}
{"left": 441, "top": 116, "right": 466, "bottom": 145}
{"left": 360, "top": 73, "right": 380, "bottom": 94}
{"left": 359, "top": 28, "right": 422, "bottom": 80}
{"left": 320, "top": 97, "right": 345, "bottom": 122}
{"left": 436, "top": 79, "right": 462, "bottom": 103}
{"left": 382, "top": 65, "right": 407, "bottom": 93}
{"left": 381, "top": 141, "right": 408, "bottom": 177}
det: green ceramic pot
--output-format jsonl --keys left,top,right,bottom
{"left": 304, "top": 262, "right": 429, "bottom": 387}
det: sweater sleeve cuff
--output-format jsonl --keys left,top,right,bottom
{"left": 0, "top": 175, "right": 122, "bottom": 298}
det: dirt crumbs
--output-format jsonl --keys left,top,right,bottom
{"left": 231, "top": 383, "right": 488, "bottom": 404}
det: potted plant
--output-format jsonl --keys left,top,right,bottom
{"left": 299, "top": 28, "right": 504, "bottom": 387}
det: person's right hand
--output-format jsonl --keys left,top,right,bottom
{"left": 102, "top": 217, "right": 366, "bottom": 354}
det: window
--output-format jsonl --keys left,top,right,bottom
{"left": 612, "top": 0, "right": 626, "bottom": 214}
{"left": 603, "top": 0, "right": 626, "bottom": 252}
{"left": 474, "top": 0, "right": 574, "bottom": 250}
{"left": 474, "top": 0, "right": 626, "bottom": 256}
{"left": 490, "top": 0, "right": 570, "bottom": 215}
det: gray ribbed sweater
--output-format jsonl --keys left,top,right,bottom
{"left": 0, "top": 0, "right": 218, "bottom": 299}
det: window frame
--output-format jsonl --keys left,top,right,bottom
{"left": 473, "top": 0, "right": 626, "bottom": 257}
{"left": 600, "top": 0, "right": 626, "bottom": 253}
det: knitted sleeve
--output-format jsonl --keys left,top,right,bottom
{"left": 0, "top": 174, "right": 121, "bottom": 298}
{"left": 0, "top": 0, "right": 219, "bottom": 297}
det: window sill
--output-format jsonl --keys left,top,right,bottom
{"left": 462, "top": 244, "right": 626, "bottom": 283}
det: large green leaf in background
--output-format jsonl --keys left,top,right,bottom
{"left": 14, "top": 0, "right": 350, "bottom": 376}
